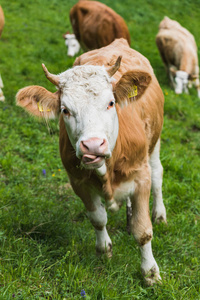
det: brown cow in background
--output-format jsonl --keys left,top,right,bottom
{"left": 0, "top": 6, "right": 5, "bottom": 101}
{"left": 64, "top": 0, "right": 131, "bottom": 57}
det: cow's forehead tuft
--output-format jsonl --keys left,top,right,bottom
{"left": 59, "top": 65, "right": 111, "bottom": 93}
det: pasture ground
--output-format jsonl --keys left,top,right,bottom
{"left": 0, "top": 0, "right": 200, "bottom": 299}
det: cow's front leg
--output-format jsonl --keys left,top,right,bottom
{"left": 70, "top": 179, "right": 112, "bottom": 256}
{"left": 130, "top": 165, "right": 161, "bottom": 285}
{"left": 87, "top": 196, "right": 112, "bottom": 257}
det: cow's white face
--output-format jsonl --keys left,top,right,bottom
{"left": 64, "top": 33, "right": 80, "bottom": 57}
{"left": 59, "top": 65, "right": 119, "bottom": 169}
{"left": 174, "top": 71, "right": 189, "bottom": 94}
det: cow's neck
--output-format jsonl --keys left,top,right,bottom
{"left": 59, "top": 104, "right": 147, "bottom": 200}
{"left": 102, "top": 103, "right": 148, "bottom": 200}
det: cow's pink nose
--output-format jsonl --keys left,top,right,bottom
{"left": 80, "top": 138, "right": 107, "bottom": 155}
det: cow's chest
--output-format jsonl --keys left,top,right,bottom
{"left": 113, "top": 179, "right": 135, "bottom": 202}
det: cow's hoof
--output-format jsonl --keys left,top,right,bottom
{"left": 142, "top": 266, "right": 161, "bottom": 286}
{"left": 96, "top": 243, "right": 112, "bottom": 258}
{"left": 152, "top": 207, "right": 167, "bottom": 224}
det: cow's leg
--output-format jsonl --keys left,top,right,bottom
{"left": 150, "top": 139, "right": 167, "bottom": 223}
{"left": 87, "top": 195, "right": 112, "bottom": 257}
{"left": 0, "top": 74, "right": 5, "bottom": 101}
{"left": 169, "top": 71, "right": 175, "bottom": 89}
{"left": 192, "top": 66, "right": 200, "bottom": 98}
{"left": 194, "top": 77, "right": 200, "bottom": 98}
{"left": 130, "top": 164, "right": 161, "bottom": 285}
{"left": 70, "top": 180, "right": 112, "bottom": 256}
{"left": 168, "top": 66, "right": 176, "bottom": 89}
{"left": 126, "top": 197, "right": 132, "bottom": 234}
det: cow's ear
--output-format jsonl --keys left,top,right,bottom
{"left": 113, "top": 71, "right": 152, "bottom": 106}
{"left": 16, "top": 85, "right": 60, "bottom": 119}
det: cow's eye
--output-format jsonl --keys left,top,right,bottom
{"left": 107, "top": 100, "right": 115, "bottom": 110}
{"left": 61, "top": 106, "right": 70, "bottom": 116}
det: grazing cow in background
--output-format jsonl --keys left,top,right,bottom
{"left": 63, "top": 32, "right": 80, "bottom": 57}
{"left": 65, "top": 0, "right": 130, "bottom": 57}
{"left": 156, "top": 16, "right": 200, "bottom": 98}
{"left": 0, "top": 6, "right": 5, "bottom": 101}
{"left": 16, "top": 38, "right": 166, "bottom": 285}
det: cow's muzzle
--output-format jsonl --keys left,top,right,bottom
{"left": 80, "top": 138, "right": 109, "bottom": 168}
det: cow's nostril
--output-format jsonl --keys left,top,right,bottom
{"left": 81, "top": 141, "right": 89, "bottom": 151}
{"left": 100, "top": 139, "right": 106, "bottom": 147}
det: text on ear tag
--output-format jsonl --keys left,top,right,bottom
{"left": 37, "top": 102, "right": 51, "bottom": 112}
{"left": 128, "top": 85, "right": 137, "bottom": 98}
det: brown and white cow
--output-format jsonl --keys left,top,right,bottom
{"left": 156, "top": 16, "right": 200, "bottom": 98}
{"left": 66, "top": 0, "right": 131, "bottom": 57}
{"left": 16, "top": 38, "right": 166, "bottom": 285}
{"left": 0, "top": 6, "right": 5, "bottom": 101}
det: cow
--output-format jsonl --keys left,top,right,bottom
{"left": 65, "top": 0, "right": 130, "bottom": 57}
{"left": 156, "top": 16, "right": 200, "bottom": 98}
{"left": 16, "top": 38, "right": 166, "bottom": 286}
{"left": 0, "top": 5, "right": 5, "bottom": 101}
{"left": 63, "top": 32, "right": 80, "bottom": 57}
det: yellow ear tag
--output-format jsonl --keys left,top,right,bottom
{"left": 37, "top": 102, "right": 51, "bottom": 112}
{"left": 128, "top": 85, "right": 137, "bottom": 98}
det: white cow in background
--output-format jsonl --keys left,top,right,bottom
{"left": 156, "top": 16, "right": 200, "bottom": 98}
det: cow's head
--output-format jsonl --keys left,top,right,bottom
{"left": 170, "top": 66, "right": 198, "bottom": 95}
{"left": 16, "top": 56, "right": 151, "bottom": 171}
{"left": 63, "top": 33, "right": 80, "bottom": 57}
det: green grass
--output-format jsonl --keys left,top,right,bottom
{"left": 0, "top": 0, "right": 200, "bottom": 299}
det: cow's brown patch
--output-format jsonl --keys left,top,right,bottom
{"left": 139, "top": 232, "right": 152, "bottom": 246}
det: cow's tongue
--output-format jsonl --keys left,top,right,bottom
{"left": 82, "top": 154, "right": 101, "bottom": 164}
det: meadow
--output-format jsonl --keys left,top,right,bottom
{"left": 0, "top": 0, "right": 200, "bottom": 299}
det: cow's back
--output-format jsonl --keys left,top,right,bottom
{"left": 74, "top": 38, "right": 164, "bottom": 154}
{"left": 70, "top": 1, "right": 130, "bottom": 50}
{"left": 156, "top": 16, "right": 198, "bottom": 73}
{"left": 0, "top": 6, "right": 5, "bottom": 38}
{"left": 159, "top": 16, "right": 196, "bottom": 48}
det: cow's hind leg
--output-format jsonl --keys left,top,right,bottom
{"left": 0, "top": 74, "right": 5, "bottom": 101}
{"left": 150, "top": 139, "right": 167, "bottom": 223}
{"left": 130, "top": 164, "right": 161, "bottom": 285}
{"left": 194, "top": 77, "right": 200, "bottom": 98}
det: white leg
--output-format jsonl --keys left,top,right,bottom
{"left": 87, "top": 196, "right": 112, "bottom": 256}
{"left": 194, "top": 77, "right": 200, "bottom": 98}
{"left": 0, "top": 74, "right": 5, "bottom": 101}
{"left": 150, "top": 139, "right": 167, "bottom": 223}
{"left": 140, "top": 241, "right": 161, "bottom": 286}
